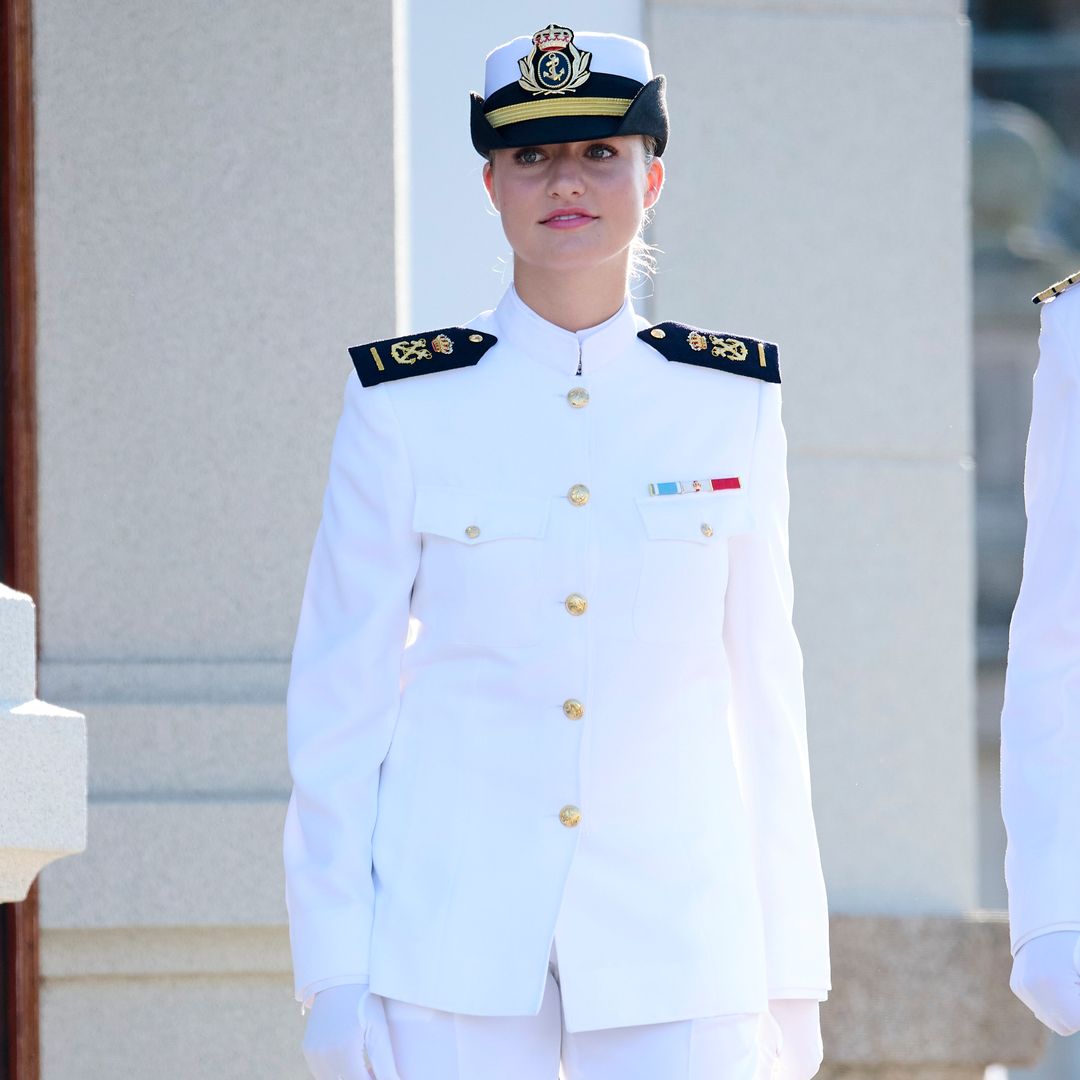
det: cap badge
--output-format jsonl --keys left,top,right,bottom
{"left": 517, "top": 23, "right": 592, "bottom": 96}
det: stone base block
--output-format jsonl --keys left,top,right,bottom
{"left": 821, "top": 914, "right": 1046, "bottom": 1075}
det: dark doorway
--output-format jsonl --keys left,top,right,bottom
{"left": 1, "top": 0, "right": 40, "bottom": 1076}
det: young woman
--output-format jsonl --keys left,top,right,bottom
{"left": 285, "top": 25, "right": 830, "bottom": 1080}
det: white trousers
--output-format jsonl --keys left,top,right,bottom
{"left": 382, "top": 949, "right": 780, "bottom": 1080}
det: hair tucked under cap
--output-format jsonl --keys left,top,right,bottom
{"left": 470, "top": 25, "right": 669, "bottom": 158}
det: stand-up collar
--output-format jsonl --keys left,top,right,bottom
{"left": 491, "top": 282, "right": 640, "bottom": 377}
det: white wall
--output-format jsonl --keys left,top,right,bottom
{"left": 647, "top": 0, "right": 976, "bottom": 914}
{"left": 33, "top": 1, "right": 398, "bottom": 1076}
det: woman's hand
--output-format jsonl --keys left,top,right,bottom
{"left": 1010, "top": 930, "right": 1080, "bottom": 1035}
{"left": 768, "top": 998, "right": 823, "bottom": 1080}
{"left": 302, "top": 983, "right": 401, "bottom": 1080}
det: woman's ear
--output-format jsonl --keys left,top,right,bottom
{"left": 482, "top": 159, "right": 499, "bottom": 212}
{"left": 643, "top": 157, "right": 665, "bottom": 211}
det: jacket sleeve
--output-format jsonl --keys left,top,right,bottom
{"left": 283, "top": 373, "right": 421, "bottom": 1000}
{"left": 723, "top": 381, "right": 831, "bottom": 998}
{"left": 1001, "top": 292, "right": 1080, "bottom": 953}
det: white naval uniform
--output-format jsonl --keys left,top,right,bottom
{"left": 283, "top": 283, "right": 831, "bottom": 1036}
{"left": 1002, "top": 281, "right": 1080, "bottom": 955}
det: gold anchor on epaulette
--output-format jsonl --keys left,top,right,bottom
{"left": 391, "top": 339, "right": 433, "bottom": 365}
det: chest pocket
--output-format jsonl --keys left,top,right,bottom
{"left": 631, "top": 491, "right": 754, "bottom": 645}
{"left": 411, "top": 485, "right": 552, "bottom": 648}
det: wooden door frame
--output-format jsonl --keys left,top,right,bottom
{"left": 1, "top": 0, "right": 41, "bottom": 1077}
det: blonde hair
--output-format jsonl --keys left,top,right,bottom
{"left": 631, "top": 135, "right": 660, "bottom": 283}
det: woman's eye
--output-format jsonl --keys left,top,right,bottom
{"left": 586, "top": 144, "right": 616, "bottom": 159}
{"left": 515, "top": 148, "right": 544, "bottom": 165}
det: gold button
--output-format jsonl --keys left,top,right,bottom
{"left": 559, "top": 805, "right": 582, "bottom": 828}
{"left": 568, "top": 483, "right": 590, "bottom": 506}
{"left": 468, "top": 333, "right": 484, "bottom": 343}
{"left": 567, "top": 387, "right": 590, "bottom": 408}
{"left": 465, "top": 525, "right": 480, "bottom": 539}
{"left": 650, "top": 328, "right": 666, "bottom": 339}
{"left": 700, "top": 523, "right": 714, "bottom": 537}
{"left": 565, "top": 593, "right": 587, "bottom": 616}
{"left": 563, "top": 699, "right": 585, "bottom": 721}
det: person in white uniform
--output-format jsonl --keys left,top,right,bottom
{"left": 1003, "top": 269, "right": 1080, "bottom": 1038}
{"left": 286, "top": 23, "right": 831, "bottom": 1080}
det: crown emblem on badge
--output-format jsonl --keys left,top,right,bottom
{"left": 534, "top": 25, "right": 573, "bottom": 50}
{"left": 518, "top": 23, "right": 592, "bottom": 97}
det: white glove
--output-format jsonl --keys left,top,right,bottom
{"left": 302, "top": 982, "right": 401, "bottom": 1080}
{"left": 1010, "top": 930, "right": 1080, "bottom": 1036}
{"left": 768, "top": 998, "right": 823, "bottom": 1080}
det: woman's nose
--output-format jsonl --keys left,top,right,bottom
{"left": 548, "top": 156, "right": 585, "bottom": 198}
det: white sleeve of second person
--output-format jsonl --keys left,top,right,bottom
{"left": 1001, "top": 290, "right": 1080, "bottom": 953}
{"left": 722, "top": 381, "right": 831, "bottom": 999}
{"left": 283, "top": 374, "right": 420, "bottom": 1001}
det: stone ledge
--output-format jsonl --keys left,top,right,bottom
{"left": 819, "top": 913, "right": 1046, "bottom": 1076}
{"left": 650, "top": 0, "right": 962, "bottom": 16}
{"left": 42, "top": 926, "right": 291, "bottom": 979}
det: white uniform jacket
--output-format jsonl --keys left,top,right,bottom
{"left": 284, "top": 283, "right": 831, "bottom": 1032}
{"left": 1002, "top": 282, "right": 1080, "bottom": 954}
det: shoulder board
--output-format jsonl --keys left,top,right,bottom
{"left": 637, "top": 322, "right": 780, "bottom": 384}
{"left": 348, "top": 328, "right": 498, "bottom": 387}
{"left": 1033, "top": 269, "right": 1080, "bottom": 305}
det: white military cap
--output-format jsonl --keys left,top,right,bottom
{"left": 470, "top": 23, "right": 669, "bottom": 157}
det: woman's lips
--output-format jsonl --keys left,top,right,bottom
{"left": 541, "top": 210, "right": 597, "bottom": 230}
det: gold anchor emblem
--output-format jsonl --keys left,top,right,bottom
{"left": 391, "top": 339, "right": 433, "bottom": 366}
{"left": 709, "top": 336, "right": 748, "bottom": 362}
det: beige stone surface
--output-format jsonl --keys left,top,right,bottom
{"left": 30, "top": 1, "right": 396, "bottom": 1076}
{"left": 33, "top": 0, "right": 397, "bottom": 660}
{"left": 77, "top": 701, "right": 289, "bottom": 797}
{"left": 41, "top": 974, "right": 307, "bottom": 1080}
{"left": 649, "top": 7, "right": 969, "bottom": 462}
{"left": 39, "top": 798, "right": 286, "bottom": 929}
{"left": 649, "top": 0, "right": 977, "bottom": 918}
{"left": 790, "top": 456, "right": 976, "bottom": 913}
{"left": 821, "top": 914, "right": 1045, "bottom": 1070}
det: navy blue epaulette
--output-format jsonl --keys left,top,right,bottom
{"left": 637, "top": 322, "right": 780, "bottom": 384}
{"left": 348, "top": 328, "right": 498, "bottom": 387}
{"left": 1033, "top": 269, "right": 1080, "bottom": 305}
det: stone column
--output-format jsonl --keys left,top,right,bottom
{"left": 30, "top": 1, "right": 399, "bottom": 1075}
{"left": 0, "top": 584, "right": 86, "bottom": 902}
{"left": 647, "top": 0, "right": 1043, "bottom": 1074}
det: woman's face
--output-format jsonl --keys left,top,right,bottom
{"left": 482, "top": 135, "right": 664, "bottom": 276}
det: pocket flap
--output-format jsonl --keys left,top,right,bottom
{"left": 413, "top": 485, "right": 551, "bottom": 544}
{"left": 634, "top": 490, "right": 753, "bottom": 542}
